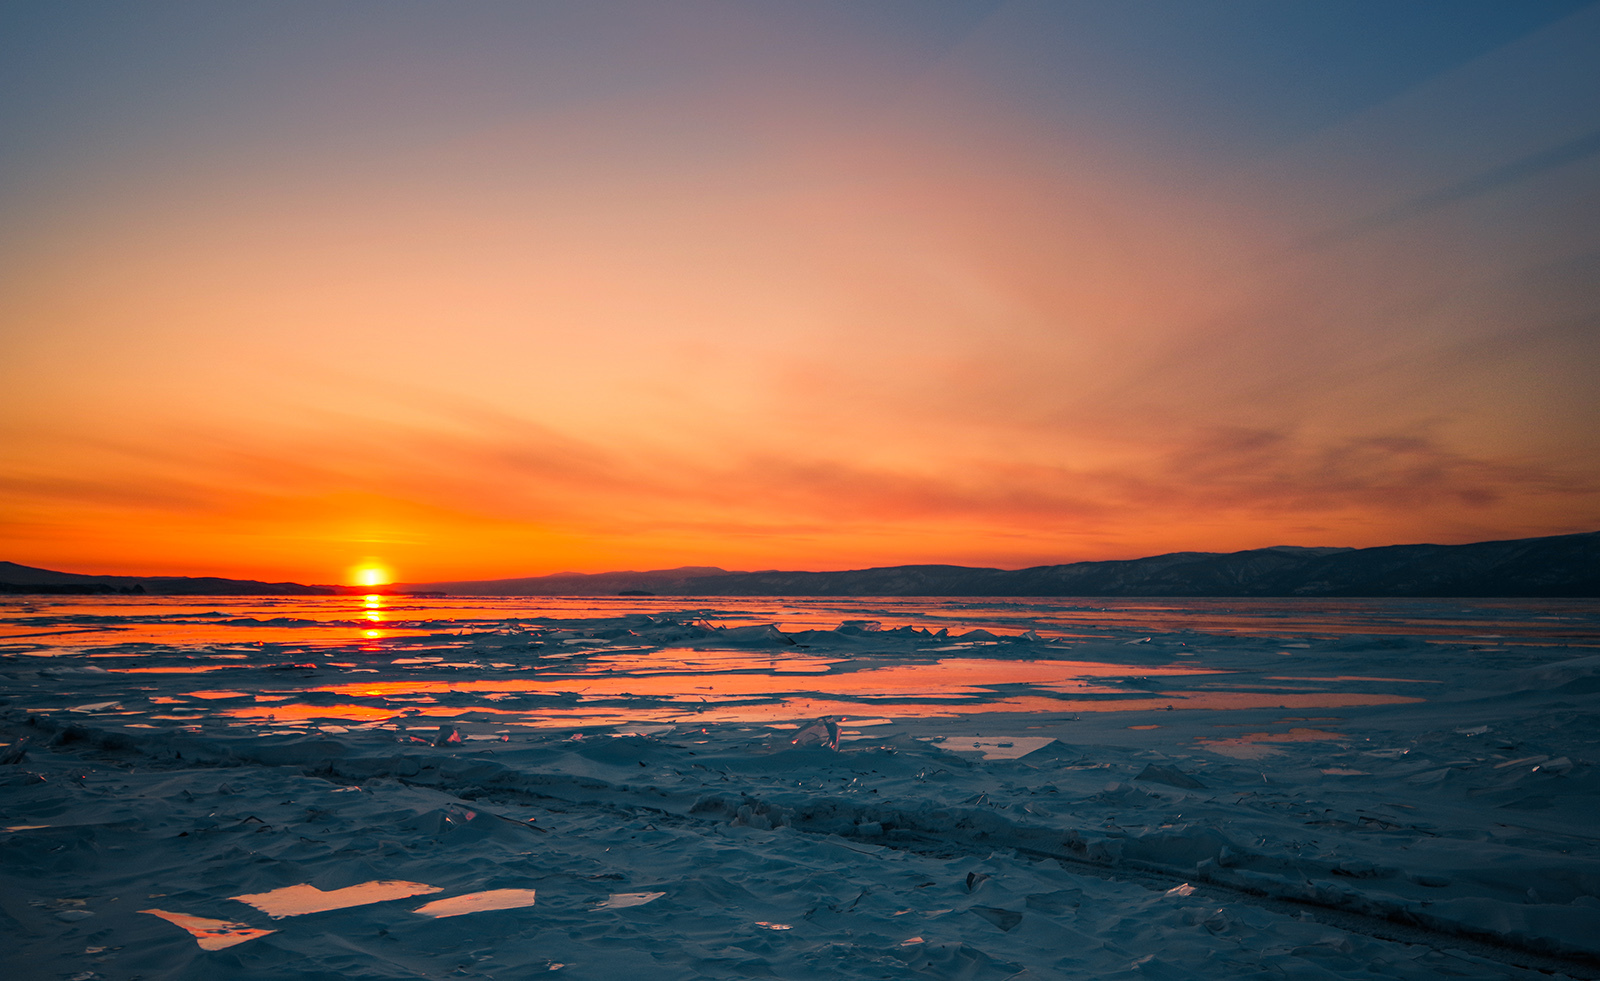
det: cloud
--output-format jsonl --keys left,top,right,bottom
{"left": 4, "top": 391, "right": 1593, "bottom": 579}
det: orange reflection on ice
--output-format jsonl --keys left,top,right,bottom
{"left": 414, "top": 888, "right": 538, "bottom": 918}
{"left": 232, "top": 880, "right": 441, "bottom": 918}
{"left": 139, "top": 909, "right": 275, "bottom": 950}
{"left": 110, "top": 665, "right": 234, "bottom": 674}
{"left": 17, "top": 596, "right": 1600, "bottom": 644}
{"left": 579, "top": 649, "right": 843, "bottom": 674}
{"left": 558, "top": 690, "right": 1419, "bottom": 725}
{"left": 80, "top": 623, "right": 430, "bottom": 645}
{"left": 311, "top": 658, "right": 1219, "bottom": 702}
{"left": 1197, "top": 726, "right": 1349, "bottom": 759}
{"left": 216, "top": 689, "right": 1426, "bottom": 731}
{"left": 227, "top": 703, "right": 403, "bottom": 722}
{"left": 222, "top": 702, "right": 536, "bottom": 723}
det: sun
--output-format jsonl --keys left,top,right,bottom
{"left": 353, "top": 564, "right": 391, "bottom": 588}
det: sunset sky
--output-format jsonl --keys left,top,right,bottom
{"left": 3, "top": 1, "right": 1598, "bottom": 585}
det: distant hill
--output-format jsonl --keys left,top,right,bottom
{"left": 672, "top": 534, "right": 1599, "bottom": 597}
{"left": 6, "top": 531, "right": 1597, "bottom": 597}
{"left": 0, "top": 561, "right": 331, "bottom": 596}
{"left": 397, "top": 532, "right": 1600, "bottom": 597}
{"left": 663, "top": 534, "right": 1598, "bottom": 597}
{"left": 389, "top": 566, "right": 731, "bottom": 596}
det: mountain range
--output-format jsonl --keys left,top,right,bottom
{"left": 0, "top": 562, "right": 330, "bottom": 596}
{"left": 4, "top": 530, "right": 1596, "bottom": 597}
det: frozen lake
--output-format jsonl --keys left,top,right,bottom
{"left": 3, "top": 595, "right": 1599, "bottom": 978}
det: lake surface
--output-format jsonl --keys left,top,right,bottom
{"left": 4, "top": 594, "right": 1596, "bottom": 733}
{"left": 7, "top": 595, "right": 1600, "bottom": 978}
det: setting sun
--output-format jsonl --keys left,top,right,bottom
{"left": 354, "top": 565, "right": 391, "bottom": 588}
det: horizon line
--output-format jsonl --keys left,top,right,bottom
{"left": 5, "top": 528, "right": 1597, "bottom": 587}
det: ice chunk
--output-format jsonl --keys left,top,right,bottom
{"left": 1407, "top": 872, "right": 1451, "bottom": 887}
{"left": 435, "top": 726, "right": 461, "bottom": 746}
{"left": 790, "top": 716, "right": 839, "bottom": 750}
{"left": 413, "top": 888, "right": 537, "bottom": 918}
{"left": 1519, "top": 654, "right": 1600, "bottom": 688}
{"left": 969, "top": 906, "right": 1022, "bottom": 931}
{"left": 1495, "top": 755, "right": 1548, "bottom": 769}
{"left": 68, "top": 701, "right": 121, "bottom": 713}
{"left": 614, "top": 725, "right": 675, "bottom": 737}
{"left": 597, "top": 891, "right": 665, "bottom": 910}
{"left": 1135, "top": 764, "right": 1206, "bottom": 789}
{"left": 1024, "top": 890, "right": 1084, "bottom": 913}
{"left": 718, "top": 624, "right": 795, "bottom": 645}
{"left": 232, "top": 880, "right": 442, "bottom": 918}
{"left": 140, "top": 909, "right": 275, "bottom": 950}
{"left": 938, "top": 736, "right": 1055, "bottom": 760}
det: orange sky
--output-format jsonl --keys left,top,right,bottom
{"left": 2, "top": 3, "right": 1597, "bottom": 584}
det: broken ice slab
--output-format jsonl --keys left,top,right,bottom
{"left": 140, "top": 909, "right": 275, "bottom": 950}
{"left": 613, "top": 724, "right": 675, "bottom": 737}
{"left": 1495, "top": 755, "right": 1549, "bottom": 769}
{"left": 413, "top": 888, "right": 538, "bottom": 918}
{"left": 969, "top": 906, "right": 1023, "bottom": 931}
{"left": 596, "top": 891, "right": 665, "bottom": 910}
{"left": 1134, "top": 763, "right": 1206, "bottom": 789}
{"left": 936, "top": 736, "right": 1056, "bottom": 760}
{"left": 231, "top": 880, "right": 442, "bottom": 918}
{"left": 790, "top": 716, "right": 839, "bottom": 750}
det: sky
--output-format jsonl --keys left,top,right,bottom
{"left": 2, "top": 1, "right": 1598, "bottom": 585}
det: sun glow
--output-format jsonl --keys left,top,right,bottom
{"left": 353, "top": 565, "right": 390, "bottom": 588}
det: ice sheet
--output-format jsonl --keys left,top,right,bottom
{"left": 5, "top": 595, "right": 1599, "bottom": 979}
